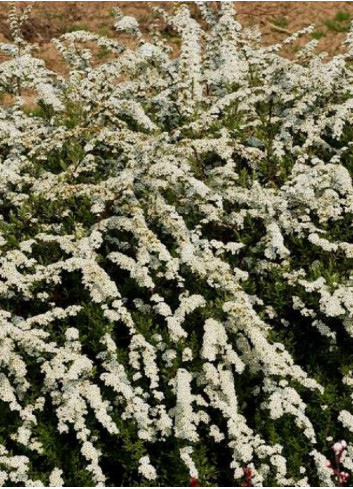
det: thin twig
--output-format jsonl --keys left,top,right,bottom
{"left": 268, "top": 22, "right": 292, "bottom": 35}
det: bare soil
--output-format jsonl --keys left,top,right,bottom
{"left": 0, "top": 1, "right": 353, "bottom": 72}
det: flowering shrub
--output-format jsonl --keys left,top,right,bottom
{"left": 1, "top": 2, "right": 353, "bottom": 486}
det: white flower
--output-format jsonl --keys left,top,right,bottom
{"left": 49, "top": 468, "right": 64, "bottom": 487}
{"left": 138, "top": 456, "right": 157, "bottom": 480}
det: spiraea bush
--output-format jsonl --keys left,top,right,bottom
{"left": 1, "top": 2, "right": 353, "bottom": 486}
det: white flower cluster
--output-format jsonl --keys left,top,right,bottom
{"left": 137, "top": 456, "right": 157, "bottom": 481}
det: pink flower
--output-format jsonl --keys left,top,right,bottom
{"left": 328, "top": 441, "right": 350, "bottom": 486}
{"left": 333, "top": 443, "right": 343, "bottom": 453}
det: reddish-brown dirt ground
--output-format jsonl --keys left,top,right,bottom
{"left": 1, "top": 2, "right": 353, "bottom": 72}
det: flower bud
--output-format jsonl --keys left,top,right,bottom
{"left": 333, "top": 442, "right": 342, "bottom": 453}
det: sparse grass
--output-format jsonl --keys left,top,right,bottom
{"left": 97, "top": 45, "right": 110, "bottom": 59}
{"left": 311, "top": 30, "right": 326, "bottom": 40}
{"left": 324, "top": 11, "right": 351, "bottom": 32}
{"left": 65, "top": 23, "right": 90, "bottom": 33}
{"left": 335, "top": 10, "right": 351, "bottom": 22}
{"left": 109, "top": 7, "right": 117, "bottom": 18}
{"left": 271, "top": 15, "right": 289, "bottom": 29}
{"left": 98, "top": 22, "right": 112, "bottom": 37}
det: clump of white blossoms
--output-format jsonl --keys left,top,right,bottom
{"left": 1, "top": 1, "right": 353, "bottom": 486}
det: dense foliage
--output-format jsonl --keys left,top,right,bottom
{"left": 1, "top": 2, "right": 353, "bottom": 486}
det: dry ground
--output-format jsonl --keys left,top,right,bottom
{"left": 0, "top": 2, "right": 353, "bottom": 72}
